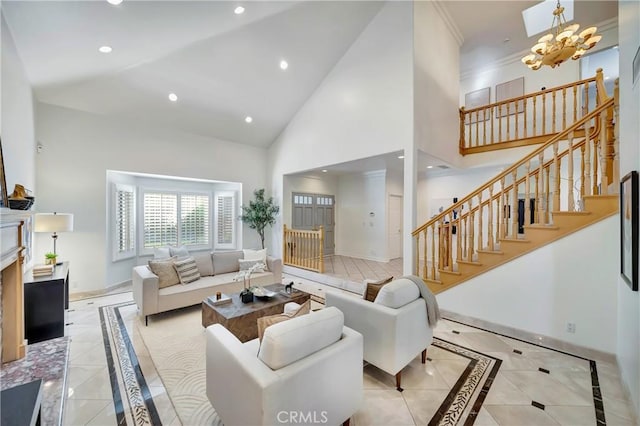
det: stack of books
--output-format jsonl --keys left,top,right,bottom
{"left": 32, "top": 264, "right": 54, "bottom": 277}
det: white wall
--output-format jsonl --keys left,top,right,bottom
{"left": 1, "top": 14, "right": 37, "bottom": 210}
{"left": 414, "top": 1, "right": 461, "bottom": 167}
{"left": 336, "top": 170, "right": 387, "bottom": 261}
{"left": 438, "top": 215, "right": 619, "bottom": 354}
{"left": 35, "top": 103, "right": 267, "bottom": 292}
{"left": 616, "top": 0, "right": 640, "bottom": 418}
{"left": 268, "top": 1, "right": 414, "bottom": 256}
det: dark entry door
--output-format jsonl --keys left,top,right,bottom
{"left": 292, "top": 192, "right": 335, "bottom": 255}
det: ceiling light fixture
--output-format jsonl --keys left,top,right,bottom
{"left": 245, "top": 116, "right": 253, "bottom": 123}
{"left": 168, "top": 93, "right": 178, "bottom": 102}
{"left": 426, "top": 166, "right": 433, "bottom": 169}
{"left": 107, "top": 0, "right": 123, "bottom": 5}
{"left": 98, "top": 45, "right": 113, "bottom": 53}
{"left": 398, "top": 155, "right": 405, "bottom": 159}
{"left": 522, "top": 0, "right": 601, "bottom": 70}
{"left": 322, "top": 169, "right": 328, "bottom": 173}
{"left": 234, "top": 6, "right": 245, "bottom": 14}
{"left": 279, "top": 60, "right": 289, "bottom": 70}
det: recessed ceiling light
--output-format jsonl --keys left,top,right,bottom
{"left": 245, "top": 116, "right": 253, "bottom": 123}
{"left": 98, "top": 45, "right": 113, "bottom": 53}
{"left": 398, "top": 155, "right": 405, "bottom": 159}
{"left": 322, "top": 169, "right": 327, "bottom": 173}
{"left": 107, "top": 0, "right": 123, "bottom": 5}
{"left": 279, "top": 60, "right": 289, "bottom": 70}
{"left": 427, "top": 166, "right": 433, "bottom": 169}
{"left": 613, "top": 45, "right": 619, "bottom": 49}
{"left": 234, "top": 6, "right": 245, "bottom": 14}
{"left": 168, "top": 93, "right": 178, "bottom": 102}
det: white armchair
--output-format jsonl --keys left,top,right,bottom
{"left": 206, "top": 307, "right": 363, "bottom": 426}
{"left": 325, "top": 278, "right": 433, "bottom": 391}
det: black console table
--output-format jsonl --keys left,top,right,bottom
{"left": 23, "top": 262, "right": 69, "bottom": 344}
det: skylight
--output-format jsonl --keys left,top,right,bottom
{"left": 522, "top": 0, "right": 574, "bottom": 38}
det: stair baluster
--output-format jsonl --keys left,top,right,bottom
{"left": 525, "top": 161, "right": 531, "bottom": 229}
{"left": 554, "top": 141, "right": 561, "bottom": 212}
{"left": 568, "top": 132, "right": 575, "bottom": 211}
{"left": 511, "top": 170, "right": 519, "bottom": 236}
{"left": 488, "top": 186, "right": 495, "bottom": 250}
{"left": 538, "top": 153, "right": 545, "bottom": 223}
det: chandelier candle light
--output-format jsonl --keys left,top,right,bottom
{"left": 522, "top": 0, "right": 601, "bottom": 70}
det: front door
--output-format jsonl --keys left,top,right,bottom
{"left": 292, "top": 192, "right": 335, "bottom": 255}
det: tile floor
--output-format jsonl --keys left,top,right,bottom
{"left": 61, "top": 271, "right": 637, "bottom": 425}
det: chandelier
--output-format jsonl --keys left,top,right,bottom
{"left": 522, "top": 0, "right": 601, "bottom": 70}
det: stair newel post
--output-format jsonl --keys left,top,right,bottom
{"left": 568, "top": 132, "right": 575, "bottom": 211}
{"left": 422, "top": 229, "right": 428, "bottom": 279}
{"left": 456, "top": 208, "right": 462, "bottom": 264}
{"left": 553, "top": 141, "right": 561, "bottom": 212}
{"left": 552, "top": 90, "right": 557, "bottom": 133}
{"left": 573, "top": 85, "right": 578, "bottom": 123}
{"left": 533, "top": 96, "right": 538, "bottom": 137}
{"left": 447, "top": 214, "right": 454, "bottom": 271}
{"left": 477, "top": 194, "right": 484, "bottom": 250}
{"left": 562, "top": 87, "right": 567, "bottom": 130}
{"left": 498, "top": 177, "right": 505, "bottom": 240}
{"left": 461, "top": 212, "right": 467, "bottom": 260}
{"left": 459, "top": 107, "right": 466, "bottom": 152}
{"left": 511, "top": 170, "right": 519, "bottom": 236}
{"left": 488, "top": 186, "right": 495, "bottom": 250}
{"left": 431, "top": 225, "right": 436, "bottom": 279}
{"left": 612, "top": 78, "right": 620, "bottom": 188}
{"left": 542, "top": 92, "right": 547, "bottom": 134}
{"left": 538, "top": 153, "right": 545, "bottom": 224}
{"left": 467, "top": 201, "right": 474, "bottom": 261}
{"left": 545, "top": 167, "right": 551, "bottom": 224}
{"left": 525, "top": 161, "right": 531, "bottom": 229}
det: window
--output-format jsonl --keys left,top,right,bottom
{"left": 113, "top": 184, "right": 135, "bottom": 261}
{"left": 142, "top": 191, "right": 211, "bottom": 251}
{"left": 215, "top": 192, "right": 236, "bottom": 249}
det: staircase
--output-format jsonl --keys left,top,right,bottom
{"left": 413, "top": 71, "right": 620, "bottom": 294}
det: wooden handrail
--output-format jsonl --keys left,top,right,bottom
{"left": 459, "top": 69, "right": 607, "bottom": 155}
{"left": 283, "top": 225, "right": 325, "bottom": 273}
{"left": 414, "top": 98, "right": 614, "bottom": 237}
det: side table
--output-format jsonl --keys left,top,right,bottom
{"left": 23, "top": 262, "right": 69, "bottom": 344}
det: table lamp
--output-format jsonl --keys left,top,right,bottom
{"left": 34, "top": 212, "right": 74, "bottom": 260}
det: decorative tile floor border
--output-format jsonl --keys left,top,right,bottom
{"left": 100, "top": 302, "right": 160, "bottom": 426}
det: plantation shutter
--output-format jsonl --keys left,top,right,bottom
{"left": 143, "top": 192, "right": 178, "bottom": 248}
{"left": 180, "top": 194, "right": 210, "bottom": 246}
{"left": 113, "top": 184, "right": 135, "bottom": 260}
{"left": 215, "top": 192, "right": 236, "bottom": 249}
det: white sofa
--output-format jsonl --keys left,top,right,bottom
{"left": 325, "top": 278, "right": 434, "bottom": 391}
{"left": 206, "top": 307, "right": 363, "bottom": 426}
{"left": 132, "top": 250, "right": 282, "bottom": 325}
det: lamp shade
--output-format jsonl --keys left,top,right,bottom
{"left": 34, "top": 213, "right": 74, "bottom": 233}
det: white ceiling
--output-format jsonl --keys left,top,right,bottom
{"left": 1, "top": 0, "right": 618, "bottom": 152}
{"left": 2, "top": 0, "right": 383, "bottom": 147}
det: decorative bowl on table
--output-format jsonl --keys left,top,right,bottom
{"left": 252, "top": 287, "right": 277, "bottom": 299}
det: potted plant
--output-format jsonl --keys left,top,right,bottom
{"left": 45, "top": 252, "right": 57, "bottom": 265}
{"left": 239, "top": 189, "right": 279, "bottom": 249}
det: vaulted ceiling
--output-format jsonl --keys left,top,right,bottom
{"left": 2, "top": 0, "right": 618, "bottom": 149}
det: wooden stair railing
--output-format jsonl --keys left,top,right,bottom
{"left": 283, "top": 225, "right": 325, "bottom": 273}
{"left": 414, "top": 90, "right": 617, "bottom": 286}
{"left": 459, "top": 69, "right": 607, "bottom": 155}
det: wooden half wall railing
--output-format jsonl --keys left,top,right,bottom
{"left": 283, "top": 225, "right": 325, "bottom": 273}
{"left": 414, "top": 85, "right": 618, "bottom": 282}
{"left": 460, "top": 69, "right": 608, "bottom": 155}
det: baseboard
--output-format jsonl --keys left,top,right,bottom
{"left": 69, "top": 280, "right": 132, "bottom": 302}
{"left": 441, "top": 309, "right": 617, "bottom": 364}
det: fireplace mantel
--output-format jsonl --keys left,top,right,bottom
{"left": 1, "top": 207, "right": 29, "bottom": 362}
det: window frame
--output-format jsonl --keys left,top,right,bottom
{"left": 214, "top": 191, "right": 237, "bottom": 250}
{"left": 139, "top": 188, "right": 213, "bottom": 255}
{"left": 112, "top": 183, "right": 136, "bottom": 262}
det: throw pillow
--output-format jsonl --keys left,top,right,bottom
{"left": 148, "top": 256, "right": 180, "bottom": 288}
{"left": 170, "top": 245, "right": 190, "bottom": 259}
{"left": 243, "top": 248, "right": 267, "bottom": 263}
{"left": 153, "top": 246, "right": 171, "bottom": 260}
{"left": 363, "top": 276, "right": 394, "bottom": 302}
{"left": 173, "top": 256, "right": 201, "bottom": 284}
{"left": 192, "top": 252, "right": 214, "bottom": 276}
{"left": 257, "top": 300, "right": 311, "bottom": 342}
{"left": 238, "top": 259, "right": 265, "bottom": 272}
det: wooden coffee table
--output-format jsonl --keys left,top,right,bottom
{"left": 201, "top": 284, "right": 310, "bottom": 342}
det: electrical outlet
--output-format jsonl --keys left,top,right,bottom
{"left": 566, "top": 322, "right": 576, "bottom": 333}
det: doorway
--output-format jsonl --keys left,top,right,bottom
{"left": 292, "top": 192, "right": 335, "bottom": 255}
{"left": 388, "top": 194, "right": 403, "bottom": 259}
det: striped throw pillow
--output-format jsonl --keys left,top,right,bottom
{"left": 174, "top": 257, "right": 201, "bottom": 284}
